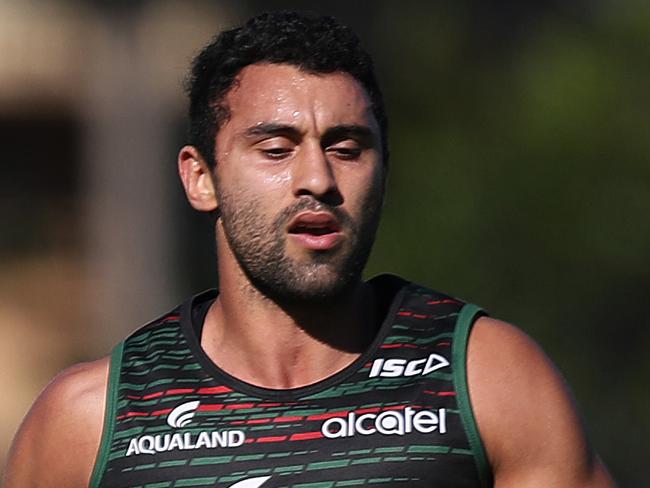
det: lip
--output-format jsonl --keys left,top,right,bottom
{"left": 287, "top": 211, "right": 342, "bottom": 251}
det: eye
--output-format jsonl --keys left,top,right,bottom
{"left": 256, "top": 137, "right": 295, "bottom": 161}
{"left": 261, "top": 147, "right": 293, "bottom": 160}
{"left": 327, "top": 142, "right": 362, "bottom": 161}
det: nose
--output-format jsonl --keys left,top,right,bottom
{"left": 291, "top": 142, "right": 342, "bottom": 204}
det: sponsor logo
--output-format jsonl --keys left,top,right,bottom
{"left": 125, "top": 401, "right": 245, "bottom": 456}
{"left": 228, "top": 476, "right": 272, "bottom": 488}
{"left": 321, "top": 407, "right": 446, "bottom": 439}
{"left": 167, "top": 400, "right": 199, "bottom": 428}
{"left": 368, "top": 353, "right": 449, "bottom": 378}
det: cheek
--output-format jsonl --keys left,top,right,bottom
{"left": 224, "top": 150, "right": 293, "bottom": 187}
{"left": 217, "top": 174, "right": 289, "bottom": 229}
{"left": 258, "top": 168, "right": 293, "bottom": 188}
{"left": 217, "top": 156, "right": 292, "bottom": 204}
{"left": 344, "top": 167, "right": 385, "bottom": 210}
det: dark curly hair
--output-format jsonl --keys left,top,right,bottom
{"left": 185, "top": 11, "right": 388, "bottom": 168}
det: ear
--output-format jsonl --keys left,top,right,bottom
{"left": 178, "top": 145, "right": 218, "bottom": 212}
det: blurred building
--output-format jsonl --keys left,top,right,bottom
{"left": 0, "top": 0, "right": 235, "bottom": 466}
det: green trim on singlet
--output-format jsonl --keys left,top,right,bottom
{"left": 89, "top": 342, "right": 124, "bottom": 488}
{"left": 453, "top": 304, "right": 492, "bottom": 488}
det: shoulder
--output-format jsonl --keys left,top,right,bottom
{"left": 466, "top": 316, "right": 616, "bottom": 487}
{"left": 2, "top": 356, "right": 110, "bottom": 488}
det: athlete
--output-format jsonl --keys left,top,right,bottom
{"left": 3, "top": 12, "right": 615, "bottom": 488}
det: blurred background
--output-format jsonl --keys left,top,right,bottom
{"left": 0, "top": 0, "right": 647, "bottom": 484}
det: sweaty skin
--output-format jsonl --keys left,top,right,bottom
{"left": 2, "top": 64, "right": 616, "bottom": 488}
{"left": 189, "top": 64, "right": 386, "bottom": 388}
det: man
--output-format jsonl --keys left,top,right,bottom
{"left": 3, "top": 12, "right": 615, "bottom": 488}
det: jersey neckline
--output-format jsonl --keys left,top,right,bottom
{"left": 179, "top": 274, "right": 410, "bottom": 401}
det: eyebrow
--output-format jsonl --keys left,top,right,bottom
{"left": 243, "top": 123, "right": 301, "bottom": 139}
{"left": 243, "top": 122, "right": 376, "bottom": 148}
{"left": 321, "top": 124, "right": 376, "bottom": 148}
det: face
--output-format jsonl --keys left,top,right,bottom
{"left": 212, "top": 63, "right": 385, "bottom": 303}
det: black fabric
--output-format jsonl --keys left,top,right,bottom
{"left": 96, "top": 275, "right": 488, "bottom": 487}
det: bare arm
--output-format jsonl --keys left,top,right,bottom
{"left": 468, "top": 317, "right": 616, "bottom": 487}
{"left": 2, "top": 357, "right": 109, "bottom": 488}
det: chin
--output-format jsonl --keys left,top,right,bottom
{"left": 249, "top": 263, "right": 360, "bottom": 305}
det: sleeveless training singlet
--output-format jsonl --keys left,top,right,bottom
{"left": 90, "top": 275, "right": 492, "bottom": 488}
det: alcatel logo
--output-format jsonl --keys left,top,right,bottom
{"left": 321, "top": 407, "right": 446, "bottom": 439}
{"left": 368, "top": 353, "right": 449, "bottom": 378}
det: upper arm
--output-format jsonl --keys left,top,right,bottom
{"left": 2, "top": 357, "right": 109, "bottom": 488}
{"left": 467, "top": 317, "right": 616, "bottom": 488}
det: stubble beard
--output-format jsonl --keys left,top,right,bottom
{"left": 216, "top": 187, "right": 383, "bottom": 305}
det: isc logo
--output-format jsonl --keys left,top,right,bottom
{"left": 369, "top": 353, "right": 449, "bottom": 378}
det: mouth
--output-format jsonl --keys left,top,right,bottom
{"left": 287, "top": 212, "right": 343, "bottom": 251}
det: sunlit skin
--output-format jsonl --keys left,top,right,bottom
{"left": 212, "top": 64, "right": 385, "bottom": 303}
{"left": 178, "top": 64, "right": 386, "bottom": 389}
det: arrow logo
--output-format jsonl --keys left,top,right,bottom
{"left": 228, "top": 476, "right": 272, "bottom": 488}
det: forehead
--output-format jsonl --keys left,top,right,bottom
{"left": 222, "top": 63, "right": 376, "bottom": 130}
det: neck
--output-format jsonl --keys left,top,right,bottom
{"left": 201, "top": 242, "right": 377, "bottom": 389}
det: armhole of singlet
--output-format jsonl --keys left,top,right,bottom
{"left": 88, "top": 341, "right": 124, "bottom": 488}
{"left": 452, "top": 304, "right": 493, "bottom": 488}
